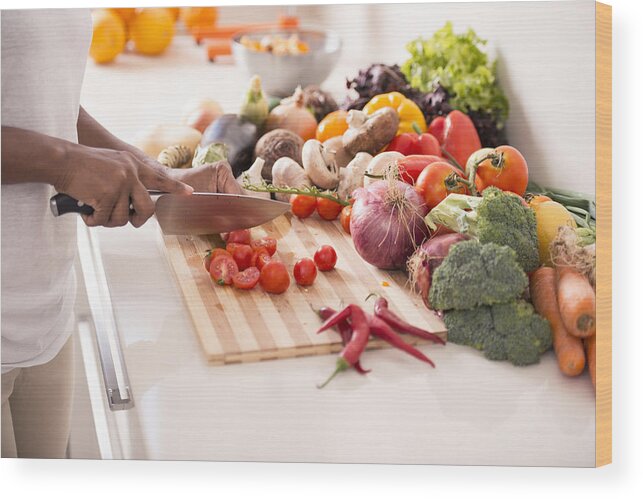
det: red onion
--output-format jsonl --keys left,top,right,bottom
{"left": 350, "top": 180, "right": 429, "bottom": 270}
{"left": 407, "top": 233, "right": 469, "bottom": 308}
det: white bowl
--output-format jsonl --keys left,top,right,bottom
{"left": 232, "top": 29, "right": 342, "bottom": 97}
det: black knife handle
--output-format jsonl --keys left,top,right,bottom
{"left": 50, "top": 193, "right": 94, "bottom": 216}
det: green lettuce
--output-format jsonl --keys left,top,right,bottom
{"left": 401, "top": 22, "right": 509, "bottom": 126}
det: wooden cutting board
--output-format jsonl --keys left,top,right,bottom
{"left": 162, "top": 213, "right": 446, "bottom": 364}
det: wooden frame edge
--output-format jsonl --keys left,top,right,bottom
{"left": 595, "top": 1, "right": 612, "bottom": 468}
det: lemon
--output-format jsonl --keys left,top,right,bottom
{"left": 89, "top": 9, "right": 126, "bottom": 64}
{"left": 130, "top": 8, "right": 175, "bottom": 56}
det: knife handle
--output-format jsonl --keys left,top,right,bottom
{"left": 50, "top": 193, "right": 94, "bottom": 216}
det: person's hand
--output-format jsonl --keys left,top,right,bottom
{"left": 55, "top": 145, "right": 193, "bottom": 228}
{"left": 169, "top": 161, "right": 245, "bottom": 195}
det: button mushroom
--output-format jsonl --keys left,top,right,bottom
{"left": 322, "top": 136, "right": 354, "bottom": 169}
{"left": 302, "top": 139, "right": 339, "bottom": 190}
{"left": 342, "top": 107, "right": 399, "bottom": 156}
{"left": 254, "top": 128, "right": 304, "bottom": 181}
{"left": 337, "top": 152, "right": 372, "bottom": 200}
{"left": 236, "top": 157, "right": 270, "bottom": 199}
{"left": 271, "top": 157, "right": 312, "bottom": 201}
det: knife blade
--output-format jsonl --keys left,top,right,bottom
{"left": 49, "top": 191, "right": 290, "bottom": 235}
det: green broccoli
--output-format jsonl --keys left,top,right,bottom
{"left": 428, "top": 240, "right": 528, "bottom": 311}
{"left": 443, "top": 300, "right": 552, "bottom": 366}
{"left": 425, "top": 187, "right": 539, "bottom": 273}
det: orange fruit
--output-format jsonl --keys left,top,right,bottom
{"left": 130, "top": 8, "right": 175, "bottom": 56}
{"left": 89, "top": 9, "right": 126, "bottom": 64}
{"left": 179, "top": 7, "right": 218, "bottom": 30}
{"left": 316, "top": 110, "right": 349, "bottom": 142}
{"left": 166, "top": 7, "right": 180, "bottom": 22}
{"left": 108, "top": 8, "right": 137, "bottom": 24}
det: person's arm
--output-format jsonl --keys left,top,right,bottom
{"left": 1, "top": 125, "right": 192, "bottom": 228}
{"left": 76, "top": 106, "right": 245, "bottom": 195}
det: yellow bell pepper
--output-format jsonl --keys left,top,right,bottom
{"left": 362, "top": 91, "right": 427, "bottom": 135}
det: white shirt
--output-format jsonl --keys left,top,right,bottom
{"left": 1, "top": 9, "right": 92, "bottom": 372}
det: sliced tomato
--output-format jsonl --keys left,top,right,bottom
{"left": 250, "top": 236, "right": 277, "bottom": 256}
{"left": 209, "top": 255, "right": 239, "bottom": 285}
{"left": 228, "top": 243, "right": 253, "bottom": 271}
{"left": 204, "top": 248, "right": 230, "bottom": 272}
{"left": 232, "top": 267, "right": 260, "bottom": 290}
{"left": 251, "top": 247, "right": 271, "bottom": 270}
{"left": 227, "top": 229, "right": 252, "bottom": 245}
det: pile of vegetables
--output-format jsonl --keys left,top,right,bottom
{"left": 136, "top": 21, "right": 596, "bottom": 388}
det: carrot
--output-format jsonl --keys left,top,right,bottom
{"left": 584, "top": 334, "right": 596, "bottom": 389}
{"left": 530, "top": 267, "right": 586, "bottom": 376}
{"left": 556, "top": 267, "right": 596, "bottom": 338}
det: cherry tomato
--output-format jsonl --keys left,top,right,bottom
{"left": 251, "top": 247, "right": 271, "bottom": 270}
{"left": 203, "top": 248, "right": 230, "bottom": 272}
{"left": 427, "top": 116, "right": 446, "bottom": 144}
{"left": 314, "top": 245, "right": 337, "bottom": 271}
{"left": 340, "top": 205, "right": 352, "bottom": 234}
{"left": 315, "top": 110, "right": 349, "bottom": 142}
{"left": 250, "top": 236, "right": 277, "bottom": 256}
{"left": 316, "top": 197, "right": 343, "bottom": 221}
{"left": 442, "top": 111, "right": 481, "bottom": 169}
{"left": 415, "top": 161, "right": 469, "bottom": 210}
{"left": 396, "top": 154, "right": 443, "bottom": 184}
{"left": 290, "top": 194, "right": 317, "bottom": 219}
{"left": 227, "top": 229, "right": 252, "bottom": 245}
{"left": 293, "top": 258, "right": 317, "bottom": 286}
{"left": 232, "top": 267, "right": 260, "bottom": 290}
{"left": 469, "top": 145, "right": 529, "bottom": 196}
{"left": 259, "top": 260, "right": 290, "bottom": 294}
{"left": 228, "top": 243, "right": 253, "bottom": 271}
{"left": 209, "top": 255, "right": 239, "bottom": 285}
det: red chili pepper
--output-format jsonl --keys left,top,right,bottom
{"left": 368, "top": 315, "right": 435, "bottom": 367}
{"left": 316, "top": 305, "right": 351, "bottom": 334}
{"left": 318, "top": 307, "right": 371, "bottom": 375}
{"left": 318, "top": 305, "right": 370, "bottom": 388}
{"left": 396, "top": 154, "right": 444, "bottom": 184}
{"left": 372, "top": 296, "right": 446, "bottom": 345}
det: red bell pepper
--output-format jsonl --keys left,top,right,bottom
{"left": 386, "top": 126, "right": 441, "bottom": 157}
{"left": 396, "top": 154, "right": 443, "bottom": 184}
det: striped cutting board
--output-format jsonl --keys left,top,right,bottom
{"left": 162, "top": 213, "right": 446, "bottom": 364}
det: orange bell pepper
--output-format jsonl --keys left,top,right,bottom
{"left": 363, "top": 92, "right": 427, "bottom": 135}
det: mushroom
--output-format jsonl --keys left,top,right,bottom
{"left": 271, "top": 157, "right": 312, "bottom": 202}
{"left": 342, "top": 107, "right": 399, "bottom": 156}
{"left": 323, "top": 136, "right": 354, "bottom": 169}
{"left": 337, "top": 152, "right": 372, "bottom": 200}
{"left": 363, "top": 151, "right": 404, "bottom": 186}
{"left": 302, "top": 139, "right": 339, "bottom": 189}
{"left": 254, "top": 128, "right": 304, "bottom": 180}
{"left": 236, "top": 157, "right": 270, "bottom": 199}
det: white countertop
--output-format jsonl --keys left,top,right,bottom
{"left": 80, "top": 4, "right": 596, "bottom": 466}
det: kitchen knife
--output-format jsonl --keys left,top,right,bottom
{"left": 49, "top": 191, "right": 290, "bottom": 235}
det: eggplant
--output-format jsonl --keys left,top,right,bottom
{"left": 201, "top": 114, "right": 258, "bottom": 177}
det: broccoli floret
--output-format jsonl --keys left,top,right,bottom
{"left": 429, "top": 240, "right": 528, "bottom": 311}
{"left": 425, "top": 187, "right": 539, "bottom": 273}
{"left": 443, "top": 300, "right": 552, "bottom": 366}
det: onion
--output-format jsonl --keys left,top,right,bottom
{"left": 407, "top": 233, "right": 469, "bottom": 308}
{"left": 265, "top": 86, "right": 317, "bottom": 140}
{"left": 350, "top": 180, "right": 429, "bottom": 270}
{"left": 181, "top": 98, "right": 224, "bottom": 133}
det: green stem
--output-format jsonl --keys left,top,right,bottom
{"left": 440, "top": 147, "right": 464, "bottom": 173}
{"left": 467, "top": 152, "right": 503, "bottom": 197}
{"left": 317, "top": 358, "right": 350, "bottom": 389}
{"left": 412, "top": 122, "right": 423, "bottom": 135}
{"left": 242, "top": 180, "right": 350, "bottom": 206}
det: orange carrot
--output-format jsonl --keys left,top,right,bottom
{"left": 530, "top": 267, "right": 586, "bottom": 376}
{"left": 556, "top": 267, "right": 596, "bottom": 338}
{"left": 584, "top": 334, "right": 596, "bottom": 389}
